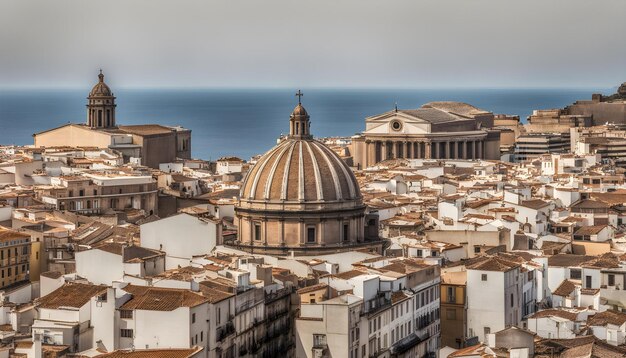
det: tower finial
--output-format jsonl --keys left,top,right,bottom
{"left": 295, "top": 89, "right": 303, "bottom": 104}
{"left": 98, "top": 69, "right": 104, "bottom": 82}
{"left": 394, "top": 102, "right": 398, "bottom": 112}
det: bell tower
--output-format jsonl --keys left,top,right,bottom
{"left": 87, "top": 70, "right": 116, "bottom": 128}
{"left": 289, "top": 90, "right": 312, "bottom": 139}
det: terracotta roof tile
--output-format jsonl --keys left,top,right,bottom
{"left": 121, "top": 285, "right": 208, "bottom": 311}
{"left": 37, "top": 283, "right": 107, "bottom": 309}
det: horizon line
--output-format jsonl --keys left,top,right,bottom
{"left": 0, "top": 84, "right": 617, "bottom": 92}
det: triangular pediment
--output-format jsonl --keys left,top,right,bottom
{"left": 364, "top": 111, "right": 432, "bottom": 135}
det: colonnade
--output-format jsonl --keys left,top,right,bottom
{"left": 365, "top": 139, "right": 485, "bottom": 166}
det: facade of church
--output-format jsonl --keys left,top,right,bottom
{"left": 33, "top": 71, "right": 191, "bottom": 168}
{"left": 350, "top": 101, "right": 501, "bottom": 168}
{"left": 232, "top": 97, "right": 382, "bottom": 256}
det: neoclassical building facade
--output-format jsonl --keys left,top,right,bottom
{"left": 351, "top": 102, "right": 501, "bottom": 168}
{"left": 232, "top": 98, "right": 381, "bottom": 255}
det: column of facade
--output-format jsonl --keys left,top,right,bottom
{"left": 478, "top": 140, "right": 484, "bottom": 159}
{"left": 444, "top": 141, "right": 450, "bottom": 159}
{"left": 405, "top": 141, "right": 411, "bottom": 159}
{"left": 416, "top": 142, "right": 421, "bottom": 159}
{"left": 366, "top": 141, "right": 375, "bottom": 167}
{"left": 462, "top": 140, "right": 467, "bottom": 159}
{"left": 381, "top": 141, "right": 387, "bottom": 161}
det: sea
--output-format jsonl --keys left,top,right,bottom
{"left": 0, "top": 88, "right": 607, "bottom": 161}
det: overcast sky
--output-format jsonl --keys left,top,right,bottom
{"left": 1, "top": 0, "right": 625, "bottom": 89}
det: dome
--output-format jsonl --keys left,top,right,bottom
{"left": 89, "top": 71, "right": 113, "bottom": 97}
{"left": 291, "top": 103, "right": 308, "bottom": 117}
{"left": 232, "top": 93, "right": 380, "bottom": 255}
{"left": 241, "top": 138, "right": 360, "bottom": 203}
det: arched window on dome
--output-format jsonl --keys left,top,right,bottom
{"left": 295, "top": 122, "right": 300, "bottom": 135}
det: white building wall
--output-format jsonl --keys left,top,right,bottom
{"left": 140, "top": 213, "right": 218, "bottom": 270}
{"left": 133, "top": 307, "right": 192, "bottom": 350}
{"left": 75, "top": 249, "right": 123, "bottom": 285}
{"left": 90, "top": 287, "right": 117, "bottom": 351}
{"left": 467, "top": 269, "right": 505, "bottom": 342}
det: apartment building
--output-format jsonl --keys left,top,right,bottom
{"left": 0, "top": 227, "right": 31, "bottom": 289}
{"left": 36, "top": 172, "right": 158, "bottom": 216}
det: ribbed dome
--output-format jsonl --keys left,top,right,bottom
{"left": 89, "top": 71, "right": 113, "bottom": 97}
{"left": 291, "top": 104, "right": 308, "bottom": 117}
{"left": 241, "top": 138, "right": 360, "bottom": 203}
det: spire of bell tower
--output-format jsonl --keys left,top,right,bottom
{"left": 87, "top": 69, "right": 117, "bottom": 129}
{"left": 289, "top": 90, "right": 312, "bottom": 139}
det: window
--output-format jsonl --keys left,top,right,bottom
{"left": 447, "top": 287, "right": 455, "bottom": 303}
{"left": 609, "top": 274, "right": 615, "bottom": 287}
{"left": 570, "top": 269, "right": 581, "bottom": 280}
{"left": 585, "top": 275, "right": 592, "bottom": 288}
{"left": 120, "top": 310, "right": 133, "bottom": 319}
{"left": 201, "top": 331, "right": 203, "bottom": 342}
{"left": 481, "top": 274, "right": 488, "bottom": 281}
{"left": 192, "top": 313, "right": 196, "bottom": 323}
{"left": 253, "top": 223, "right": 262, "bottom": 241}
{"left": 313, "top": 334, "right": 327, "bottom": 347}
{"left": 120, "top": 329, "right": 133, "bottom": 338}
{"left": 510, "top": 293, "right": 514, "bottom": 307}
{"left": 417, "top": 249, "right": 423, "bottom": 257}
{"left": 474, "top": 246, "right": 481, "bottom": 254}
{"left": 307, "top": 226, "right": 316, "bottom": 243}
{"left": 484, "top": 327, "right": 491, "bottom": 336}
{"left": 343, "top": 223, "right": 349, "bottom": 242}
{"left": 79, "top": 189, "right": 84, "bottom": 197}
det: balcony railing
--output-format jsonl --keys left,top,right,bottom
{"left": 216, "top": 321, "right": 235, "bottom": 342}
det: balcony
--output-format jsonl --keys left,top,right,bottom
{"left": 362, "top": 293, "right": 391, "bottom": 316}
{"left": 216, "top": 321, "right": 235, "bottom": 342}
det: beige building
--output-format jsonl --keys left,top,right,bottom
{"left": 35, "top": 172, "right": 158, "bottom": 216}
{"left": 566, "top": 84, "right": 626, "bottom": 125}
{"left": 351, "top": 102, "right": 501, "bottom": 169}
{"left": 571, "top": 124, "right": 626, "bottom": 167}
{"left": 0, "top": 227, "right": 31, "bottom": 289}
{"left": 33, "top": 71, "right": 191, "bottom": 168}
{"left": 232, "top": 96, "right": 382, "bottom": 255}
